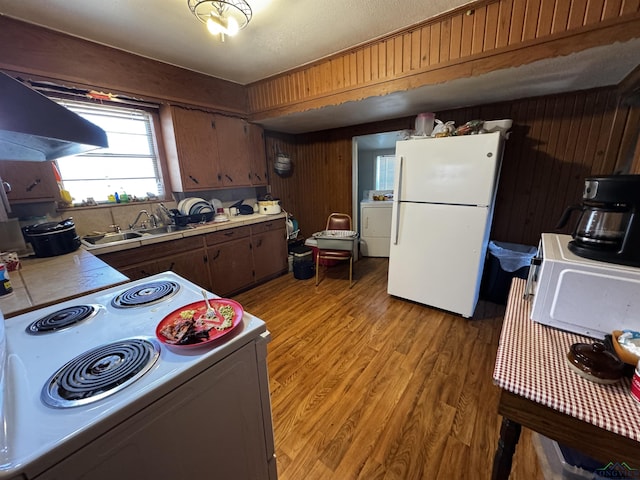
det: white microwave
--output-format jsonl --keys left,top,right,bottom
{"left": 528, "top": 233, "right": 640, "bottom": 339}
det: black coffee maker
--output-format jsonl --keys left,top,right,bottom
{"left": 557, "top": 175, "right": 640, "bottom": 267}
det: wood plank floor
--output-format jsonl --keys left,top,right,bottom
{"left": 234, "top": 258, "right": 543, "bottom": 480}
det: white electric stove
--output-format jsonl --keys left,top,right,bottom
{"left": 0, "top": 272, "right": 277, "bottom": 479}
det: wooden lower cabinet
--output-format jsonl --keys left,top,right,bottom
{"left": 207, "top": 237, "right": 254, "bottom": 297}
{"left": 206, "top": 220, "right": 288, "bottom": 296}
{"left": 98, "top": 220, "right": 288, "bottom": 296}
{"left": 156, "top": 249, "right": 210, "bottom": 291}
{"left": 252, "top": 220, "right": 288, "bottom": 283}
{"left": 97, "top": 236, "right": 210, "bottom": 291}
{"left": 205, "top": 226, "right": 253, "bottom": 297}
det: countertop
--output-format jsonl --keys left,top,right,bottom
{"left": 0, "top": 249, "right": 129, "bottom": 319}
{"left": 82, "top": 212, "right": 287, "bottom": 255}
{"left": 0, "top": 213, "right": 286, "bottom": 318}
{"left": 491, "top": 278, "right": 640, "bottom": 478}
{"left": 494, "top": 278, "right": 640, "bottom": 440}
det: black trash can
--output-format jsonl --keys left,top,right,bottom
{"left": 481, "top": 241, "right": 537, "bottom": 304}
{"left": 291, "top": 246, "right": 315, "bottom": 280}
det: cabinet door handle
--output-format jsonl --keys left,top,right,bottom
{"left": 255, "top": 239, "right": 263, "bottom": 248}
{"left": 26, "top": 179, "right": 41, "bottom": 192}
{"left": 213, "top": 250, "right": 220, "bottom": 260}
{"left": 188, "top": 175, "right": 199, "bottom": 184}
{"left": 168, "top": 262, "right": 175, "bottom": 271}
{"left": 225, "top": 174, "right": 233, "bottom": 182}
{"left": 254, "top": 173, "right": 262, "bottom": 181}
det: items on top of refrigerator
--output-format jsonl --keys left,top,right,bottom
{"left": 414, "top": 112, "right": 435, "bottom": 136}
{"left": 454, "top": 119, "right": 484, "bottom": 136}
{"left": 432, "top": 120, "right": 456, "bottom": 137}
{"left": 413, "top": 118, "right": 513, "bottom": 139}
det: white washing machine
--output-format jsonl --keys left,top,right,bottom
{"left": 360, "top": 200, "right": 393, "bottom": 257}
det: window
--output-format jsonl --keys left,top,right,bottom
{"left": 54, "top": 99, "right": 164, "bottom": 204}
{"left": 375, "top": 155, "right": 396, "bottom": 190}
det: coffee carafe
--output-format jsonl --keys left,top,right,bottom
{"left": 556, "top": 175, "right": 640, "bottom": 267}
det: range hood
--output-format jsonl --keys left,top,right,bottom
{"left": 0, "top": 72, "right": 108, "bottom": 161}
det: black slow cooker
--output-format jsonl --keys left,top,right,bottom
{"left": 22, "top": 218, "right": 81, "bottom": 257}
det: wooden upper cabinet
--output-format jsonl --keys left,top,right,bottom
{"left": 248, "top": 123, "right": 268, "bottom": 186}
{"left": 161, "top": 105, "right": 269, "bottom": 192}
{"left": 214, "top": 115, "right": 252, "bottom": 187}
{"left": 160, "top": 105, "right": 222, "bottom": 192}
{"left": 0, "top": 160, "right": 59, "bottom": 203}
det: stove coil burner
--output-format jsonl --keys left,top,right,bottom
{"left": 111, "top": 281, "right": 180, "bottom": 308}
{"left": 42, "top": 337, "right": 160, "bottom": 408}
{"left": 26, "top": 305, "right": 99, "bottom": 335}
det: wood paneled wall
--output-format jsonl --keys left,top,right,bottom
{"left": 265, "top": 87, "right": 633, "bottom": 247}
{"left": 264, "top": 118, "right": 412, "bottom": 238}
{"left": 0, "top": 17, "right": 246, "bottom": 114}
{"left": 249, "top": 0, "right": 640, "bottom": 121}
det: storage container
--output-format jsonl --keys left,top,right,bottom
{"left": 314, "top": 230, "right": 358, "bottom": 250}
{"left": 532, "top": 433, "right": 600, "bottom": 480}
{"left": 290, "top": 245, "right": 314, "bottom": 279}
{"left": 293, "top": 260, "right": 314, "bottom": 280}
{"left": 290, "top": 246, "right": 312, "bottom": 263}
{"left": 304, "top": 237, "right": 338, "bottom": 266}
{"left": 481, "top": 241, "right": 537, "bottom": 304}
{"left": 414, "top": 112, "right": 435, "bottom": 136}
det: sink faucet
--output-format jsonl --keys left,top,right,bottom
{"left": 129, "top": 209, "right": 158, "bottom": 230}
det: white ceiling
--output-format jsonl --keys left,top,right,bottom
{"left": 0, "top": 0, "right": 473, "bottom": 85}
{"left": 1, "top": 0, "right": 640, "bottom": 134}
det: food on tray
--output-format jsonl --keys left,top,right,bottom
{"left": 159, "top": 303, "right": 235, "bottom": 345}
{"left": 179, "top": 309, "right": 197, "bottom": 320}
{"left": 216, "top": 305, "right": 234, "bottom": 331}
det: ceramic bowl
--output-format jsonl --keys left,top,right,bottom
{"left": 612, "top": 330, "right": 640, "bottom": 366}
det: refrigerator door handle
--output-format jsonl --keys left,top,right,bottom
{"left": 393, "top": 156, "right": 403, "bottom": 245}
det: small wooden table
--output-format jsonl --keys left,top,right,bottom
{"left": 491, "top": 279, "right": 640, "bottom": 479}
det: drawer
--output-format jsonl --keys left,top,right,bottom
{"left": 251, "top": 219, "right": 285, "bottom": 235}
{"left": 205, "top": 226, "right": 251, "bottom": 246}
{"left": 98, "top": 236, "right": 204, "bottom": 266}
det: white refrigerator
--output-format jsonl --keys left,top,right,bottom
{"left": 387, "top": 132, "right": 504, "bottom": 317}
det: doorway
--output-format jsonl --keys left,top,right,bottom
{"left": 351, "top": 130, "right": 405, "bottom": 254}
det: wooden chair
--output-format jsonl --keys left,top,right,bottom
{"left": 315, "top": 213, "right": 355, "bottom": 288}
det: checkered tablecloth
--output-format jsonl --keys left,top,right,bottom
{"left": 493, "top": 279, "right": 640, "bottom": 441}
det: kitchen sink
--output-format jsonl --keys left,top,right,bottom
{"left": 82, "top": 231, "right": 143, "bottom": 245}
{"left": 137, "top": 225, "right": 181, "bottom": 235}
{"left": 82, "top": 225, "right": 182, "bottom": 247}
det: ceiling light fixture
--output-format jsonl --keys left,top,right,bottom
{"left": 188, "top": 0, "right": 252, "bottom": 42}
